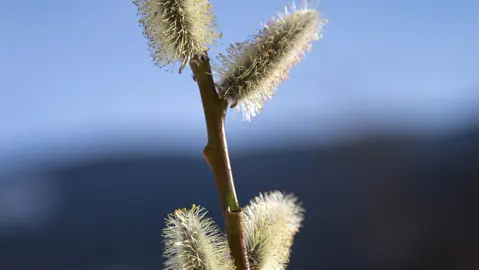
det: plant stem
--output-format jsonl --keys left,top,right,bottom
{"left": 190, "top": 53, "right": 250, "bottom": 270}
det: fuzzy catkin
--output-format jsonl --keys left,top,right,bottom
{"left": 134, "top": 0, "right": 221, "bottom": 72}
{"left": 162, "top": 205, "right": 235, "bottom": 270}
{"left": 243, "top": 191, "right": 305, "bottom": 270}
{"left": 215, "top": 2, "right": 326, "bottom": 121}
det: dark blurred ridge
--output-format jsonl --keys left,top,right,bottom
{"left": 0, "top": 128, "right": 478, "bottom": 270}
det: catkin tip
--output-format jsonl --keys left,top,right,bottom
{"left": 214, "top": 2, "right": 326, "bottom": 121}
{"left": 243, "top": 191, "right": 305, "bottom": 270}
{"left": 162, "top": 205, "right": 235, "bottom": 270}
{"left": 134, "top": 0, "right": 221, "bottom": 72}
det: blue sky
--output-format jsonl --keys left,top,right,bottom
{"left": 0, "top": 0, "right": 478, "bottom": 168}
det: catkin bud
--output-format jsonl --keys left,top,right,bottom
{"left": 243, "top": 191, "right": 305, "bottom": 270}
{"left": 215, "top": 2, "right": 326, "bottom": 121}
{"left": 134, "top": 0, "right": 221, "bottom": 73}
{"left": 162, "top": 205, "right": 235, "bottom": 270}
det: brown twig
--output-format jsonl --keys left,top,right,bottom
{"left": 190, "top": 52, "right": 250, "bottom": 270}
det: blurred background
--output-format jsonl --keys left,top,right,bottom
{"left": 1, "top": 0, "right": 478, "bottom": 269}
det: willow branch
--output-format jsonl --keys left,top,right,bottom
{"left": 189, "top": 52, "right": 250, "bottom": 270}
